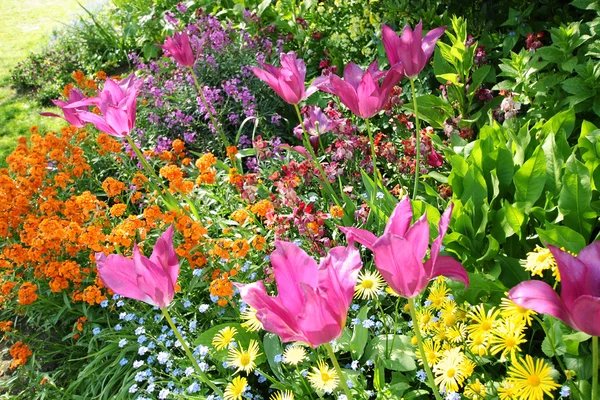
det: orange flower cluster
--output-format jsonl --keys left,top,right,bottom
{"left": 0, "top": 321, "right": 13, "bottom": 332}
{"left": 159, "top": 165, "right": 194, "bottom": 194}
{"left": 102, "top": 177, "right": 126, "bottom": 197}
{"left": 226, "top": 145, "right": 238, "bottom": 161}
{"left": 75, "top": 316, "right": 87, "bottom": 331}
{"left": 81, "top": 285, "right": 107, "bottom": 305}
{"left": 9, "top": 342, "right": 32, "bottom": 369}
{"left": 17, "top": 282, "right": 38, "bottom": 305}
{"left": 250, "top": 199, "right": 274, "bottom": 218}
{"left": 195, "top": 153, "right": 217, "bottom": 185}
{"left": 230, "top": 209, "right": 249, "bottom": 225}
{"left": 330, "top": 205, "right": 344, "bottom": 219}
{"left": 97, "top": 133, "right": 123, "bottom": 155}
{"left": 228, "top": 168, "right": 243, "bottom": 186}
{"left": 209, "top": 268, "right": 237, "bottom": 307}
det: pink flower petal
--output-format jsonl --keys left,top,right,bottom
{"left": 133, "top": 244, "right": 173, "bottom": 308}
{"left": 149, "top": 226, "right": 179, "bottom": 287}
{"left": 572, "top": 241, "right": 600, "bottom": 297}
{"left": 570, "top": 295, "right": 600, "bottom": 336}
{"left": 425, "top": 255, "right": 468, "bottom": 288}
{"left": 405, "top": 214, "right": 430, "bottom": 262}
{"left": 548, "top": 245, "right": 588, "bottom": 310}
{"left": 422, "top": 26, "right": 446, "bottom": 61}
{"left": 95, "top": 252, "right": 152, "bottom": 304}
{"left": 329, "top": 74, "right": 361, "bottom": 117}
{"left": 338, "top": 226, "right": 378, "bottom": 250}
{"left": 382, "top": 24, "right": 402, "bottom": 66}
{"left": 384, "top": 196, "right": 413, "bottom": 237}
{"left": 508, "top": 280, "right": 574, "bottom": 327}
{"left": 297, "top": 283, "right": 344, "bottom": 347}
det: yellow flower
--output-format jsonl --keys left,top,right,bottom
{"left": 212, "top": 326, "right": 238, "bottom": 350}
{"left": 307, "top": 360, "right": 339, "bottom": 393}
{"left": 427, "top": 278, "right": 449, "bottom": 309}
{"left": 417, "top": 308, "right": 435, "bottom": 333}
{"left": 270, "top": 391, "right": 294, "bottom": 400}
{"left": 354, "top": 269, "right": 384, "bottom": 300}
{"left": 227, "top": 340, "right": 262, "bottom": 374}
{"left": 387, "top": 286, "right": 401, "bottom": 297}
{"left": 447, "top": 323, "right": 468, "bottom": 343}
{"left": 464, "top": 378, "right": 487, "bottom": 399}
{"left": 467, "top": 304, "right": 500, "bottom": 337}
{"left": 500, "top": 297, "right": 535, "bottom": 326}
{"left": 241, "top": 307, "right": 263, "bottom": 332}
{"left": 498, "top": 380, "right": 518, "bottom": 400}
{"left": 282, "top": 344, "right": 307, "bottom": 365}
{"left": 490, "top": 319, "right": 527, "bottom": 359}
{"left": 417, "top": 339, "right": 441, "bottom": 366}
{"left": 459, "top": 358, "right": 476, "bottom": 378}
{"left": 224, "top": 376, "right": 247, "bottom": 400}
{"left": 440, "top": 300, "right": 459, "bottom": 327}
{"left": 507, "top": 354, "right": 560, "bottom": 400}
{"left": 523, "top": 246, "right": 557, "bottom": 279}
{"left": 467, "top": 333, "right": 490, "bottom": 357}
{"left": 433, "top": 347, "right": 466, "bottom": 392}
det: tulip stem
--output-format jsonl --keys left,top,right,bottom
{"left": 408, "top": 297, "right": 442, "bottom": 400}
{"left": 293, "top": 104, "right": 342, "bottom": 208}
{"left": 365, "top": 118, "right": 382, "bottom": 187}
{"left": 323, "top": 343, "right": 354, "bottom": 400}
{"left": 409, "top": 78, "right": 421, "bottom": 199}
{"left": 161, "top": 308, "right": 223, "bottom": 397}
{"left": 187, "top": 66, "right": 232, "bottom": 151}
{"left": 593, "top": 336, "right": 598, "bottom": 400}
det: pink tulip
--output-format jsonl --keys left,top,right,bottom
{"left": 319, "top": 61, "right": 403, "bottom": 119}
{"left": 235, "top": 241, "right": 362, "bottom": 347}
{"left": 66, "top": 74, "right": 142, "bottom": 137}
{"left": 339, "top": 196, "right": 468, "bottom": 298}
{"left": 509, "top": 243, "right": 600, "bottom": 336}
{"left": 158, "top": 31, "right": 196, "bottom": 67}
{"left": 293, "top": 106, "right": 339, "bottom": 151}
{"left": 96, "top": 226, "right": 179, "bottom": 308}
{"left": 40, "top": 88, "right": 87, "bottom": 128}
{"left": 252, "top": 51, "right": 325, "bottom": 105}
{"left": 382, "top": 21, "right": 446, "bottom": 79}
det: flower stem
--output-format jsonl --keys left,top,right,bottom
{"left": 365, "top": 118, "right": 381, "bottom": 186}
{"left": 409, "top": 78, "right": 421, "bottom": 198}
{"left": 593, "top": 336, "right": 598, "bottom": 400}
{"left": 161, "top": 308, "right": 223, "bottom": 397}
{"left": 323, "top": 343, "right": 354, "bottom": 400}
{"left": 293, "top": 104, "right": 342, "bottom": 208}
{"left": 187, "top": 66, "right": 231, "bottom": 150}
{"left": 408, "top": 297, "right": 442, "bottom": 400}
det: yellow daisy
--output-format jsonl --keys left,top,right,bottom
{"left": 223, "top": 376, "right": 247, "bottom": 400}
{"left": 463, "top": 378, "right": 487, "bottom": 399}
{"left": 307, "top": 360, "right": 339, "bottom": 393}
{"left": 459, "top": 358, "right": 476, "bottom": 378}
{"left": 507, "top": 354, "right": 560, "bottom": 400}
{"left": 416, "top": 339, "right": 441, "bottom": 366}
{"left": 500, "top": 297, "right": 535, "bottom": 326}
{"left": 227, "top": 339, "right": 262, "bottom": 374}
{"left": 427, "top": 277, "right": 449, "bottom": 309}
{"left": 387, "top": 286, "right": 401, "bottom": 297}
{"left": 466, "top": 304, "right": 500, "bottom": 337}
{"left": 241, "top": 307, "right": 263, "bottom": 332}
{"left": 270, "top": 391, "right": 294, "bottom": 400}
{"left": 440, "top": 300, "right": 459, "bottom": 327}
{"left": 498, "top": 380, "right": 518, "bottom": 400}
{"left": 490, "top": 319, "right": 527, "bottom": 359}
{"left": 355, "top": 269, "right": 384, "bottom": 300}
{"left": 467, "top": 332, "right": 490, "bottom": 357}
{"left": 433, "top": 347, "right": 466, "bottom": 392}
{"left": 447, "top": 323, "right": 468, "bottom": 343}
{"left": 523, "top": 246, "right": 557, "bottom": 278}
{"left": 212, "top": 326, "right": 238, "bottom": 351}
{"left": 282, "top": 344, "right": 307, "bottom": 365}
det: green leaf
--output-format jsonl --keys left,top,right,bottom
{"left": 558, "top": 154, "right": 594, "bottom": 239}
{"left": 404, "top": 95, "right": 454, "bottom": 128}
{"left": 263, "top": 333, "right": 286, "bottom": 381}
{"left": 513, "top": 146, "right": 546, "bottom": 211}
{"left": 365, "top": 335, "right": 416, "bottom": 372}
{"left": 502, "top": 201, "right": 526, "bottom": 239}
{"left": 536, "top": 224, "right": 587, "bottom": 253}
{"left": 350, "top": 306, "right": 370, "bottom": 360}
{"left": 542, "top": 315, "right": 567, "bottom": 357}
{"left": 541, "top": 132, "right": 567, "bottom": 193}
{"left": 541, "top": 108, "right": 576, "bottom": 138}
{"left": 448, "top": 273, "right": 507, "bottom": 305}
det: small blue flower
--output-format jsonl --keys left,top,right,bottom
{"left": 362, "top": 319, "right": 375, "bottom": 329}
{"left": 198, "top": 304, "right": 209, "bottom": 313}
{"left": 120, "top": 358, "right": 129, "bottom": 366}
{"left": 138, "top": 318, "right": 144, "bottom": 324}
{"left": 416, "top": 369, "right": 427, "bottom": 382}
{"left": 133, "top": 360, "right": 144, "bottom": 369}
{"left": 117, "top": 300, "right": 125, "bottom": 307}
{"left": 445, "top": 392, "right": 460, "bottom": 400}
{"left": 273, "top": 354, "right": 283, "bottom": 363}
{"left": 509, "top": 31, "right": 516, "bottom": 36}
{"left": 112, "top": 294, "right": 120, "bottom": 300}
{"left": 193, "top": 269, "right": 202, "bottom": 276}
{"left": 424, "top": 300, "right": 433, "bottom": 307}
{"left": 100, "top": 300, "right": 108, "bottom": 308}
{"left": 210, "top": 294, "right": 219, "bottom": 303}
{"left": 128, "top": 384, "right": 138, "bottom": 393}
{"left": 92, "top": 327, "right": 101, "bottom": 335}
{"left": 125, "top": 313, "right": 136, "bottom": 322}
{"left": 118, "top": 339, "right": 128, "bottom": 348}
{"left": 137, "top": 335, "right": 147, "bottom": 344}
{"left": 257, "top": 374, "right": 267, "bottom": 383}
{"left": 351, "top": 304, "right": 360, "bottom": 311}
{"left": 183, "top": 299, "right": 192, "bottom": 308}
{"left": 263, "top": 255, "right": 270, "bottom": 262}
{"left": 188, "top": 382, "right": 201, "bottom": 393}
{"left": 560, "top": 386, "right": 571, "bottom": 397}
{"left": 248, "top": 272, "right": 257, "bottom": 280}
{"left": 351, "top": 318, "right": 361, "bottom": 325}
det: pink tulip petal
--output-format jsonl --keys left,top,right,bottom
{"left": 253, "top": 67, "right": 279, "bottom": 92}
{"left": 548, "top": 245, "right": 587, "bottom": 310}
{"left": 373, "top": 234, "right": 428, "bottom": 298}
{"left": 356, "top": 72, "right": 380, "bottom": 118}
{"left": 235, "top": 281, "right": 307, "bottom": 343}
{"left": 425, "top": 255, "right": 468, "bottom": 288}
{"left": 343, "top": 62, "right": 367, "bottom": 90}
{"left": 570, "top": 295, "right": 600, "bottom": 336}
{"left": 422, "top": 26, "right": 446, "bottom": 61}
{"left": 133, "top": 244, "right": 172, "bottom": 308}
{"left": 405, "top": 214, "right": 430, "bottom": 262}
{"left": 508, "top": 280, "right": 574, "bottom": 327}
{"left": 105, "top": 107, "right": 130, "bottom": 136}
{"left": 95, "top": 252, "right": 152, "bottom": 304}
{"left": 382, "top": 24, "right": 402, "bottom": 66}
{"left": 572, "top": 241, "right": 600, "bottom": 297}
{"left": 338, "top": 226, "right": 378, "bottom": 250}
{"left": 149, "top": 226, "right": 179, "bottom": 287}
{"left": 329, "top": 74, "right": 361, "bottom": 117}
{"left": 78, "top": 111, "right": 118, "bottom": 136}
{"left": 297, "top": 283, "right": 344, "bottom": 347}
{"left": 271, "top": 241, "right": 319, "bottom": 315}
{"left": 306, "top": 75, "right": 329, "bottom": 97}
{"left": 425, "top": 202, "right": 454, "bottom": 276}
{"left": 384, "top": 196, "right": 413, "bottom": 237}
{"left": 317, "top": 243, "right": 362, "bottom": 318}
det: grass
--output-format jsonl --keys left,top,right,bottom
{"left": 0, "top": 0, "right": 89, "bottom": 166}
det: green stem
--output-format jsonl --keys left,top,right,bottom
{"left": 323, "top": 343, "right": 354, "bottom": 400}
{"left": 409, "top": 78, "right": 421, "bottom": 199}
{"left": 293, "top": 104, "right": 342, "bottom": 208}
{"left": 408, "top": 297, "right": 442, "bottom": 400}
{"left": 365, "top": 118, "right": 381, "bottom": 186}
{"left": 389, "top": 297, "right": 402, "bottom": 359}
{"left": 593, "top": 336, "right": 598, "bottom": 400}
{"left": 296, "top": 364, "right": 315, "bottom": 399}
{"left": 161, "top": 308, "right": 223, "bottom": 397}
{"left": 188, "top": 66, "right": 231, "bottom": 150}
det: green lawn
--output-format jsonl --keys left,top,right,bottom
{"left": 0, "top": 0, "right": 86, "bottom": 166}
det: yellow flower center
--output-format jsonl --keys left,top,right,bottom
{"left": 528, "top": 375, "right": 541, "bottom": 386}
{"left": 361, "top": 280, "right": 373, "bottom": 289}
{"left": 481, "top": 322, "right": 492, "bottom": 331}
{"left": 505, "top": 338, "right": 516, "bottom": 348}
{"left": 322, "top": 372, "right": 331, "bottom": 382}
{"left": 240, "top": 354, "right": 251, "bottom": 366}
{"left": 446, "top": 368, "right": 456, "bottom": 378}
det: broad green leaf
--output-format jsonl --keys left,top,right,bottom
{"left": 404, "top": 95, "right": 454, "bottom": 128}
{"left": 350, "top": 306, "right": 370, "bottom": 360}
{"left": 558, "top": 154, "right": 594, "bottom": 239}
{"left": 514, "top": 146, "right": 546, "bottom": 211}
{"left": 541, "top": 132, "right": 566, "bottom": 193}
{"left": 541, "top": 108, "right": 576, "bottom": 138}
{"left": 263, "top": 333, "right": 286, "bottom": 381}
{"left": 536, "top": 224, "right": 587, "bottom": 253}
{"left": 502, "top": 201, "right": 526, "bottom": 239}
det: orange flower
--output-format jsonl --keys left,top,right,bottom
{"left": 82, "top": 285, "right": 106, "bottom": 305}
{"left": 9, "top": 342, "right": 32, "bottom": 369}
{"left": 196, "top": 170, "right": 216, "bottom": 185}
{"left": 228, "top": 168, "right": 243, "bottom": 185}
{"left": 226, "top": 146, "right": 238, "bottom": 160}
{"left": 72, "top": 70, "right": 85, "bottom": 85}
{"left": 0, "top": 321, "right": 13, "bottom": 332}
{"left": 75, "top": 316, "right": 87, "bottom": 331}
{"left": 96, "top": 71, "right": 107, "bottom": 80}
{"left": 230, "top": 209, "right": 249, "bottom": 225}
{"left": 330, "top": 205, "right": 344, "bottom": 219}
{"left": 251, "top": 235, "right": 266, "bottom": 251}
{"left": 195, "top": 153, "right": 217, "bottom": 171}
{"left": 102, "top": 177, "right": 126, "bottom": 197}
{"left": 62, "top": 84, "right": 74, "bottom": 98}
{"left": 17, "top": 282, "right": 38, "bottom": 305}
{"left": 110, "top": 204, "right": 127, "bottom": 217}
{"left": 231, "top": 239, "right": 250, "bottom": 258}
{"left": 172, "top": 139, "right": 185, "bottom": 152}
{"left": 213, "top": 238, "right": 233, "bottom": 261}
{"left": 250, "top": 199, "right": 274, "bottom": 218}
